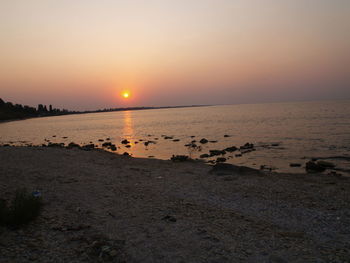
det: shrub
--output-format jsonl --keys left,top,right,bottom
{"left": 0, "top": 188, "right": 42, "bottom": 228}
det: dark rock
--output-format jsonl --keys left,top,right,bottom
{"left": 106, "top": 138, "right": 111, "bottom": 141}
{"left": 164, "top": 136, "right": 173, "bottom": 139}
{"left": 62, "top": 136, "right": 68, "bottom": 139}
{"left": 190, "top": 136, "right": 195, "bottom": 138}
{"left": 134, "top": 141, "right": 139, "bottom": 144}
{"left": 200, "top": 154, "right": 210, "bottom": 158}
{"left": 209, "top": 150, "right": 226, "bottom": 156}
{"left": 67, "top": 142, "right": 80, "bottom": 148}
{"left": 82, "top": 144, "right": 95, "bottom": 150}
{"left": 317, "top": 160, "right": 336, "bottom": 168}
{"left": 224, "top": 134, "right": 230, "bottom": 137}
{"left": 235, "top": 153, "right": 242, "bottom": 157}
{"left": 224, "top": 146, "right": 237, "bottom": 152}
{"left": 110, "top": 145, "right": 117, "bottom": 151}
{"left": 290, "top": 163, "right": 302, "bottom": 167}
{"left": 48, "top": 142, "right": 65, "bottom": 147}
{"left": 125, "top": 145, "right": 131, "bottom": 148}
{"left": 209, "top": 140, "right": 218, "bottom": 143}
{"left": 102, "top": 142, "right": 113, "bottom": 147}
{"left": 216, "top": 157, "right": 227, "bottom": 163}
{"left": 98, "top": 139, "right": 104, "bottom": 142}
{"left": 144, "top": 141, "right": 156, "bottom": 146}
{"left": 199, "top": 138, "right": 208, "bottom": 144}
{"left": 240, "top": 142, "right": 254, "bottom": 149}
{"left": 172, "top": 139, "right": 180, "bottom": 142}
{"left": 271, "top": 143, "right": 280, "bottom": 147}
{"left": 121, "top": 139, "right": 130, "bottom": 144}
{"left": 306, "top": 161, "right": 326, "bottom": 173}
{"left": 171, "top": 155, "right": 189, "bottom": 162}
{"left": 122, "top": 152, "right": 130, "bottom": 156}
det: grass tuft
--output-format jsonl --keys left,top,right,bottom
{"left": 0, "top": 188, "right": 42, "bottom": 228}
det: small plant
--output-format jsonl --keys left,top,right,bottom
{"left": 0, "top": 188, "right": 42, "bottom": 228}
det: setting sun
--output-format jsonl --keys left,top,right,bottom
{"left": 122, "top": 92, "right": 130, "bottom": 99}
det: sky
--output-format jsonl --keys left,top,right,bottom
{"left": 0, "top": 0, "right": 349, "bottom": 110}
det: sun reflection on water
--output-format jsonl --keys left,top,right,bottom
{"left": 122, "top": 111, "right": 134, "bottom": 144}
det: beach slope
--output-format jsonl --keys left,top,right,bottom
{"left": 0, "top": 147, "right": 349, "bottom": 262}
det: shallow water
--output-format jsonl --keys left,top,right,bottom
{"left": 1, "top": 100, "right": 350, "bottom": 174}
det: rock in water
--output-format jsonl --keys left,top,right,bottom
{"left": 224, "top": 146, "right": 237, "bottom": 152}
{"left": 199, "top": 138, "right": 208, "bottom": 144}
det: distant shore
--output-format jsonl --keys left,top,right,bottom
{"left": 0, "top": 146, "right": 349, "bottom": 262}
{"left": 0, "top": 100, "right": 213, "bottom": 122}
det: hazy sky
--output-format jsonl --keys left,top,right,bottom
{"left": 1, "top": 0, "right": 349, "bottom": 110}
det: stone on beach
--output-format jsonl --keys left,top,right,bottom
{"left": 306, "top": 161, "right": 326, "bottom": 173}
{"left": 317, "top": 160, "right": 336, "bottom": 168}
{"left": 67, "top": 142, "right": 80, "bottom": 148}
{"left": 171, "top": 155, "right": 189, "bottom": 162}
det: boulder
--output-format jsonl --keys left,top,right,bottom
{"left": 224, "top": 146, "right": 237, "bottom": 152}
{"left": 216, "top": 157, "right": 227, "bottom": 163}
{"left": 199, "top": 138, "right": 209, "bottom": 144}
{"left": 82, "top": 143, "right": 95, "bottom": 150}
{"left": 240, "top": 143, "right": 254, "bottom": 149}
{"left": 121, "top": 139, "right": 130, "bottom": 144}
{"left": 67, "top": 142, "right": 80, "bottom": 148}
{"left": 289, "top": 163, "right": 302, "bottom": 167}
{"left": 209, "top": 150, "right": 226, "bottom": 156}
{"left": 317, "top": 160, "right": 335, "bottom": 168}
{"left": 305, "top": 161, "right": 326, "bottom": 173}
{"left": 110, "top": 145, "right": 117, "bottom": 151}
{"left": 200, "top": 154, "right": 210, "bottom": 158}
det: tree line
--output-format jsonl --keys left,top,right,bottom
{"left": 0, "top": 98, "right": 72, "bottom": 121}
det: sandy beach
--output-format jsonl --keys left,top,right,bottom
{"left": 0, "top": 146, "right": 349, "bottom": 262}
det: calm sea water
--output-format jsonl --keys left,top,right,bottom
{"left": 1, "top": 101, "right": 350, "bottom": 174}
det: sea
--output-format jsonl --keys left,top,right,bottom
{"left": 1, "top": 100, "right": 350, "bottom": 174}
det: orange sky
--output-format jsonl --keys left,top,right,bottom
{"left": 0, "top": 0, "right": 349, "bottom": 110}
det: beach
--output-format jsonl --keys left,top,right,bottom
{"left": 0, "top": 146, "right": 349, "bottom": 262}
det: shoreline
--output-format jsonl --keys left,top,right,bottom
{"left": 0, "top": 146, "right": 349, "bottom": 262}
{"left": 0, "top": 104, "right": 214, "bottom": 124}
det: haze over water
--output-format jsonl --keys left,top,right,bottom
{"left": 1, "top": 101, "right": 349, "bottom": 174}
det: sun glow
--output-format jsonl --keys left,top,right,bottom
{"left": 122, "top": 92, "right": 130, "bottom": 99}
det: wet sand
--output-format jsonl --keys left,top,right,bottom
{"left": 0, "top": 146, "right": 349, "bottom": 262}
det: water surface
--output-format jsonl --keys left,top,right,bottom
{"left": 1, "top": 101, "right": 349, "bottom": 174}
